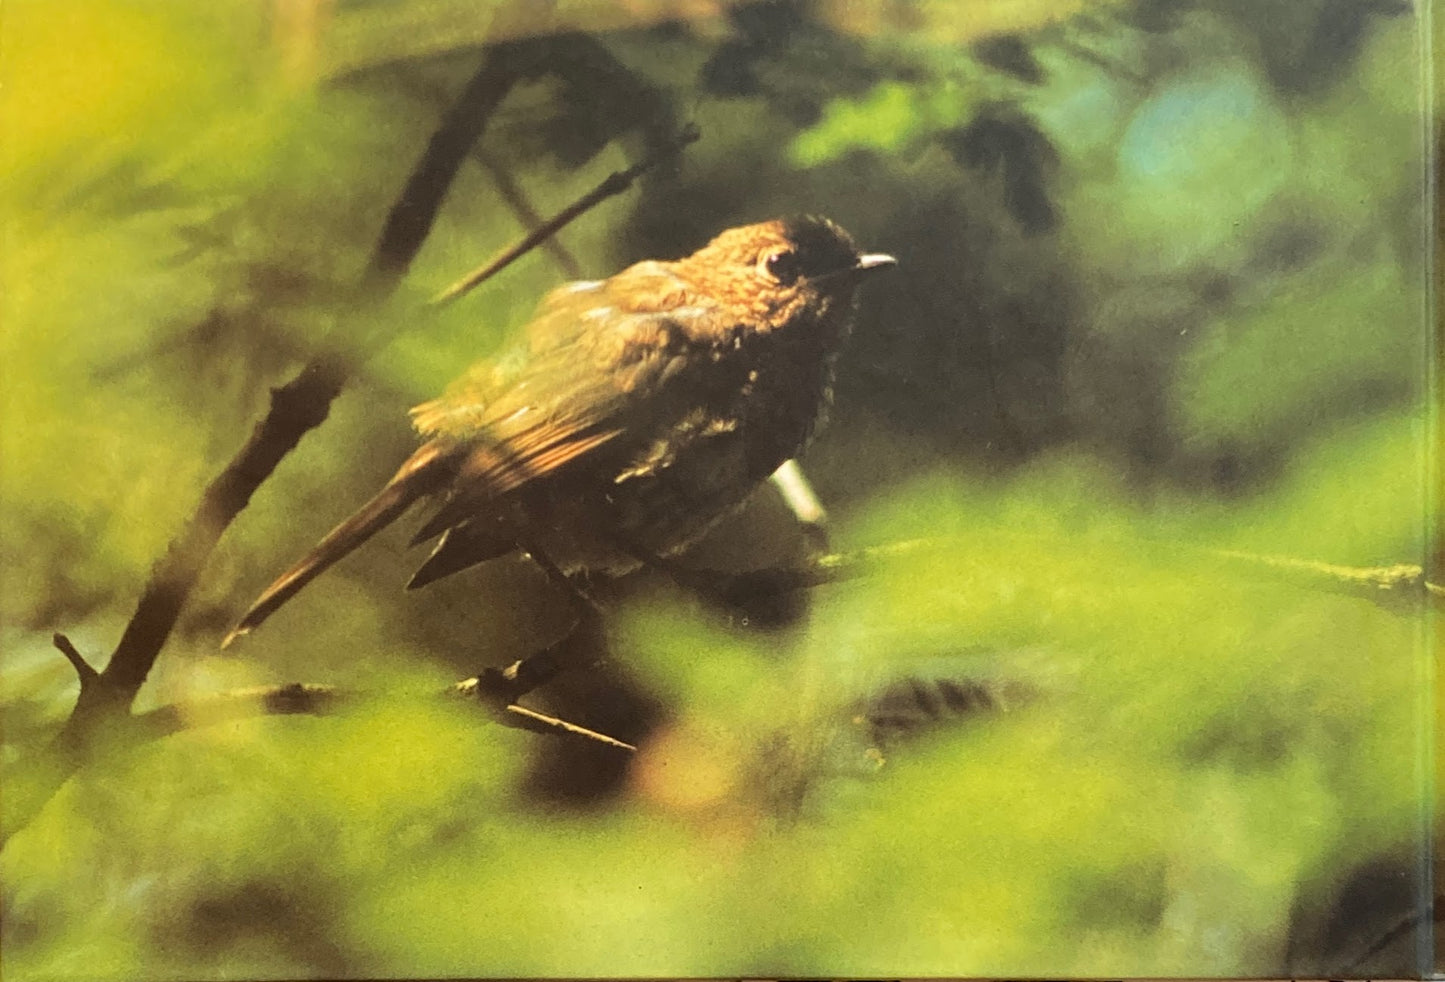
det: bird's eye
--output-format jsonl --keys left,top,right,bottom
{"left": 761, "top": 248, "right": 802, "bottom": 285}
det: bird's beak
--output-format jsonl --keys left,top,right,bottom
{"left": 853, "top": 253, "right": 897, "bottom": 275}
{"left": 813, "top": 252, "right": 897, "bottom": 284}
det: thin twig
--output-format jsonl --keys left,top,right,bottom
{"left": 432, "top": 122, "right": 700, "bottom": 306}
{"left": 1206, "top": 550, "right": 1439, "bottom": 604}
{"left": 710, "top": 535, "right": 1445, "bottom": 612}
{"left": 499, "top": 703, "right": 636, "bottom": 752}
{"left": 478, "top": 151, "right": 583, "bottom": 279}
{"left": 1053, "top": 36, "right": 1150, "bottom": 88}
{"left": 131, "top": 680, "right": 634, "bottom": 751}
{"left": 1341, "top": 903, "right": 1433, "bottom": 976}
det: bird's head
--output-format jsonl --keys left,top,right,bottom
{"left": 677, "top": 216, "right": 895, "bottom": 330}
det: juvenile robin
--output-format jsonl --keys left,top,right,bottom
{"left": 224, "top": 216, "right": 893, "bottom": 645}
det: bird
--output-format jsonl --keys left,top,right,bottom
{"left": 223, "top": 216, "right": 894, "bottom": 646}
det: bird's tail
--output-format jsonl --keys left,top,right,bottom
{"left": 221, "top": 444, "right": 454, "bottom": 647}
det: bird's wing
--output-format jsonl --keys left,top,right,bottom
{"left": 408, "top": 266, "right": 720, "bottom": 544}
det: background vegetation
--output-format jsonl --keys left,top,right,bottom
{"left": 1, "top": 0, "right": 1436, "bottom": 977}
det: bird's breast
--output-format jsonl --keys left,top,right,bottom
{"left": 594, "top": 323, "right": 834, "bottom": 552}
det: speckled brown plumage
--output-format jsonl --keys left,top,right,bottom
{"left": 224, "top": 216, "right": 893, "bottom": 645}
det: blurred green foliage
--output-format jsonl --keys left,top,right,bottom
{"left": 0, "top": 0, "right": 1434, "bottom": 978}
{"left": 790, "top": 80, "right": 977, "bottom": 165}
